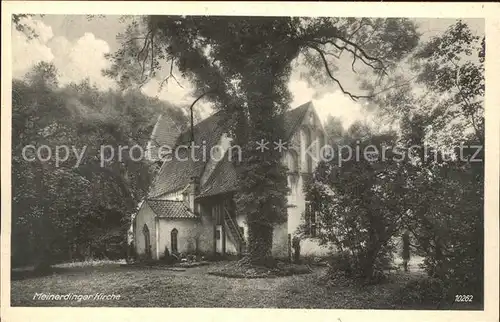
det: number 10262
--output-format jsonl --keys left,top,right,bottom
{"left": 455, "top": 295, "right": 473, "bottom": 302}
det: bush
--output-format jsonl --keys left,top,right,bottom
{"left": 420, "top": 253, "right": 483, "bottom": 305}
{"left": 326, "top": 251, "right": 390, "bottom": 284}
{"left": 327, "top": 252, "right": 356, "bottom": 277}
{"left": 160, "top": 246, "right": 176, "bottom": 264}
{"left": 292, "top": 236, "right": 301, "bottom": 263}
{"left": 208, "top": 260, "right": 311, "bottom": 278}
{"left": 394, "top": 277, "right": 447, "bottom": 308}
{"left": 301, "top": 255, "right": 329, "bottom": 267}
{"left": 402, "top": 231, "right": 411, "bottom": 260}
{"left": 127, "top": 242, "right": 137, "bottom": 263}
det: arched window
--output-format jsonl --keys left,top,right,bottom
{"left": 143, "top": 224, "right": 151, "bottom": 257}
{"left": 305, "top": 202, "right": 317, "bottom": 237}
{"left": 287, "top": 150, "right": 299, "bottom": 173}
{"left": 171, "top": 228, "right": 178, "bottom": 254}
{"left": 301, "top": 127, "right": 313, "bottom": 173}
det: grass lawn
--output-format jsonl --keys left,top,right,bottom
{"left": 10, "top": 259, "right": 480, "bottom": 309}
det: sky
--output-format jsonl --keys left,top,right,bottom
{"left": 12, "top": 15, "right": 484, "bottom": 129}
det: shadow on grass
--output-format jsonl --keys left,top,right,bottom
{"left": 11, "top": 259, "right": 215, "bottom": 281}
{"left": 208, "top": 261, "right": 312, "bottom": 278}
{"left": 11, "top": 260, "right": 126, "bottom": 281}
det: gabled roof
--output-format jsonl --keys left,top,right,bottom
{"left": 148, "top": 102, "right": 313, "bottom": 199}
{"left": 284, "top": 101, "right": 312, "bottom": 139}
{"left": 197, "top": 155, "right": 239, "bottom": 198}
{"left": 147, "top": 199, "right": 197, "bottom": 219}
{"left": 147, "top": 114, "right": 182, "bottom": 161}
{"left": 148, "top": 111, "right": 229, "bottom": 197}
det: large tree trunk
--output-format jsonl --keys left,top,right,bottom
{"left": 246, "top": 222, "right": 274, "bottom": 266}
{"left": 34, "top": 164, "right": 53, "bottom": 274}
{"left": 230, "top": 42, "right": 295, "bottom": 267}
{"left": 235, "top": 139, "right": 285, "bottom": 267}
{"left": 363, "top": 248, "right": 376, "bottom": 281}
{"left": 235, "top": 120, "right": 288, "bottom": 266}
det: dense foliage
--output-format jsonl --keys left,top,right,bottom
{"left": 303, "top": 21, "right": 484, "bottom": 304}
{"left": 11, "top": 62, "right": 188, "bottom": 268}
{"left": 301, "top": 129, "right": 405, "bottom": 282}
{"left": 390, "top": 21, "right": 484, "bottom": 302}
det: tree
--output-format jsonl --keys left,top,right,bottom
{"left": 324, "top": 116, "right": 344, "bottom": 145}
{"left": 11, "top": 62, "right": 189, "bottom": 267}
{"left": 302, "top": 132, "right": 407, "bottom": 281}
{"left": 105, "top": 16, "right": 419, "bottom": 265}
{"left": 12, "top": 14, "right": 42, "bottom": 39}
{"left": 402, "top": 230, "right": 410, "bottom": 272}
{"left": 412, "top": 21, "right": 484, "bottom": 144}
{"left": 357, "top": 21, "right": 484, "bottom": 300}
{"left": 12, "top": 62, "right": 91, "bottom": 268}
{"left": 365, "top": 20, "right": 484, "bottom": 145}
{"left": 398, "top": 113, "right": 484, "bottom": 299}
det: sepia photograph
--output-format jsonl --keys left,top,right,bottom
{"left": 1, "top": 3, "right": 498, "bottom": 320}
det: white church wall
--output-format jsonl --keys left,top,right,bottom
{"left": 134, "top": 203, "right": 158, "bottom": 259}
{"left": 197, "top": 203, "right": 216, "bottom": 254}
{"left": 157, "top": 219, "right": 201, "bottom": 256}
{"left": 285, "top": 107, "right": 332, "bottom": 257}
{"left": 272, "top": 222, "right": 289, "bottom": 258}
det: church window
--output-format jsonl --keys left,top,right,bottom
{"left": 171, "top": 228, "right": 178, "bottom": 253}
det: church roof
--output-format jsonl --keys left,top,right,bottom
{"left": 148, "top": 101, "right": 313, "bottom": 199}
{"left": 283, "top": 101, "right": 311, "bottom": 139}
{"left": 148, "top": 111, "right": 229, "bottom": 197}
{"left": 147, "top": 199, "right": 198, "bottom": 219}
{"left": 197, "top": 155, "right": 239, "bottom": 198}
{"left": 147, "top": 114, "right": 182, "bottom": 162}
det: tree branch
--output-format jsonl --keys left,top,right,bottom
{"left": 189, "top": 90, "right": 217, "bottom": 142}
{"left": 136, "top": 31, "right": 155, "bottom": 86}
{"left": 351, "top": 48, "right": 358, "bottom": 73}
{"left": 308, "top": 39, "right": 385, "bottom": 74}
{"left": 150, "top": 32, "right": 154, "bottom": 77}
{"left": 308, "top": 45, "right": 372, "bottom": 101}
{"left": 137, "top": 31, "right": 152, "bottom": 61}
{"left": 450, "top": 60, "right": 484, "bottom": 144}
{"left": 348, "top": 20, "right": 368, "bottom": 41}
{"left": 370, "top": 75, "right": 417, "bottom": 97}
{"left": 335, "top": 35, "right": 385, "bottom": 68}
{"left": 159, "top": 59, "right": 184, "bottom": 91}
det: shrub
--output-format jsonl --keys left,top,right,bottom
{"left": 326, "top": 251, "right": 390, "bottom": 284}
{"left": 420, "top": 252, "right": 483, "bottom": 305}
{"left": 301, "top": 255, "right": 329, "bottom": 267}
{"left": 127, "top": 242, "right": 137, "bottom": 263}
{"left": 394, "top": 277, "right": 447, "bottom": 308}
{"left": 33, "top": 248, "right": 53, "bottom": 274}
{"left": 300, "top": 136, "right": 407, "bottom": 284}
{"left": 282, "top": 263, "right": 312, "bottom": 275}
{"left": 160, "top": 246, "right": 176, "bottom": 264}
{"left": 292, "top": 236, "right": 301, "bottom": 263}
{"left": 401, "top": 231, "right": 411, "bottom": 271}
{"left": 327, "top": 251, "right": 356, "bottom": 277}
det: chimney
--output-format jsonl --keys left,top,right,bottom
{"left": 188, "top": 176, "right": 200, "bottom": 212}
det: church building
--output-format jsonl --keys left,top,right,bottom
{"left": 133, "top": 101, "right": 330, "bottom": 260}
